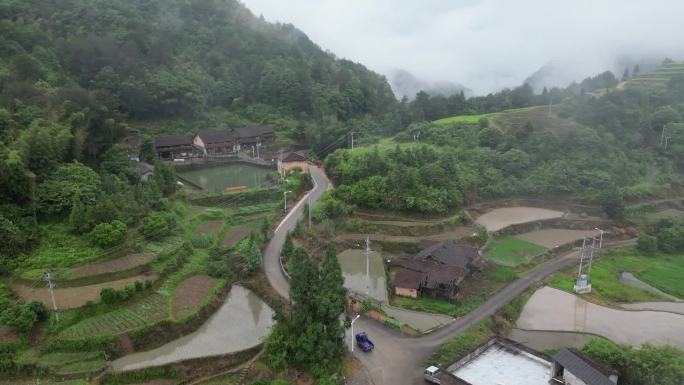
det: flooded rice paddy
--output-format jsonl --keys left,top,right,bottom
{"left": 516, "top": 229, "right": 600, "bottom": 248}
{"left": 177, "top": 164, "right": 271, "bottom": 192}
{"left": 337, "top": 249, "right": 388, "bottom": 302}
{"left": 110, "top": 285, "right": 273, "bottom": 372}
{"left": 517, "top": 286, "right": 684, "bottom": 349}
{"left": 476, "top": 207, "right": 564, "bottom": 232}
{"left": 508, "top": 329, "right": 596, "bottom": 351}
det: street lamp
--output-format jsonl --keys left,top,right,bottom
{"left": 594, "top": 227, "right": 604, "bottom": 249}
{"left": 350, "top": 314, "right": 361, "bottom": 352}
{"left": 283, "top": 191, "right": 292, "bottom": 211}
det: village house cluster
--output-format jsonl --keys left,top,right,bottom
{"left": 154, "top": 125, "right": 276, "bottom": 160}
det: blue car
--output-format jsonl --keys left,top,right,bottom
{"left": 355, "top": 332, "right": 375, "bottom": 352}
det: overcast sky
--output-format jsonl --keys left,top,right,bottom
{"left": 241, "top": 0, "right": 684, "bottom": 95}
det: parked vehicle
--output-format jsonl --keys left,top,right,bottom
{"left": 424, "top": 366, "right": 441, "bottom": 384}
{"left": 355, "top": 332, "right": 374, "bottom": 352}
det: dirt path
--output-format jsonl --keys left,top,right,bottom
{"left": 173, "top": 274, "right": 218, "bottom": 319}
{"left": 476, "top": 207, "right": 564, "bottom": 232}
{"left": 517, "top": 286, "right": 684, "bottom": 349}
{"left": 12, "top": 274, "right": 157, "bottom": 309}
{"left": 70, "top": 252, "right": 155, "bottom": 279}
{"left": 338, "top": 227, "right": 476, "bottom": 243}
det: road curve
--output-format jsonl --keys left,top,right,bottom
{"left": 262, "top": 167, "right": 635, "bottom": 384}
{"left": 347, "top": 239, "right": 636, "bottom": 385}
{"left": 263, "top": 164, "right": 330, "bottom": 300}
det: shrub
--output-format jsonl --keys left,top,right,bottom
{"left": 637, "top": 234, "right": 658, "bottom": 253}
{"left": 191, "top": 233, "right": 214, "bottom": 248}
{"left": 134, "top": 281, "right": 144, "bottom": 292}
{"left": 345, "top": 219, "right": 359, "bottom": 232}
{"left": 90, "top": 220, "right": 127, "bottom": 248}
{"left": 140, "top": 212, "right": 174, "bottom": 239}
{"left": 312, "top": 192, "right": 353, "bottom": 221}
{"left": 100, "top": 288, "right": 117, "bottom": 304}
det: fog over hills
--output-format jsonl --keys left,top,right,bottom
{"left": 388, "top": 69, "right": 472, "bottom": 100}
{"left": 241, "top": 0, "right": 684, "bottom": 95}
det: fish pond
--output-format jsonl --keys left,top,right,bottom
{"left": 177, "top": 163, "right": 272, "bottom": 192}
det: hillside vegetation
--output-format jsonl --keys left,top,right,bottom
{"left": 326, "top": 66, "right": 684, "bottom": 213}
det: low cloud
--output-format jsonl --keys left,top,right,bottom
{"left": 241, "top": 0, "right": 684, "bottom": 95}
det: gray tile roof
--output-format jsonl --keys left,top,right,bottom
{"left": 154, "top": 134, "right": 193, "bottom": 148}
{"left": 553, "top": 348, "right": 615, "bottom": 385}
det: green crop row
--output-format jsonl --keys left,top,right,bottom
{"left": 58, "top": 294, "right": 168, "bottom": 339}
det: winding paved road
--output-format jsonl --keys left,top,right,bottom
{"left": 263, "top": 164, "right": 330, "bottom": 300}
{"left": 262, "top": 167, "right": 636, "bottom": 384}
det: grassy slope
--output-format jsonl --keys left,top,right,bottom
{"left": 433, "top": 113, "right": 493, "bottom": 126}
{"left": 549, "top": 248, "right": 684, "bottom": 302}
{"left": 485, "top": 236, "right": 547, "bottom": 266}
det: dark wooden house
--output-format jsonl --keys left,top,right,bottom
{"left": 154, "top": 134, "right": 198, "bottom": 160}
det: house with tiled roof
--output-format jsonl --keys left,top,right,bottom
{"left": 392, "top": 240, "right": 483, "bottom": 300}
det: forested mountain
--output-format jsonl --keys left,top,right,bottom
{"left": 0, "top": 0, "right": 408, "bottom": 272}
{"left": 0, "top": 0, "right": 401, "bottom": 153}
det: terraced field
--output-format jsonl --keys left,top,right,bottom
{"left": 68, "top": 252, "right": 155, "bottom": 279}
{"left": 13, "top": 274, "right": 158, "bottom": 309}
{"left": 223, "top": 223, "right": 259, "bottom": 247}
{"left": 58, "top": 294, "right": 169, "bottom": 339}
{"left": 625, "top": 62, "right": 684, "bottom": 91}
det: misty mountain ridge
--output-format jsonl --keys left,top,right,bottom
{"left": 389, "top": 69, "right": 472, "bottom": 100}
{"left": 525, "top": 57, "right": 668, "bottom": 93}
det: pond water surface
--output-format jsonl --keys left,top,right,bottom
{"left": 178, "top": 164, "right": 272, "bottom": 192}
{"left": 337, "top": 249, "right": 388, "bottom": 302}
{"left": 110, "top": 285, "right": 273, "bottom": 372}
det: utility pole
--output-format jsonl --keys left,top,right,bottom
{"left": 365, "top": 236, "right": 370, "bottom": 296}
{"left": 44, "top": 271, "right": 59, "bottom": 322}
{"left": 283, "top": 191, "right": 291, "bottom": 212}
{"left": 661, "top": 125, "right": 666, "bottom": 146}
{"left": 587, "top": 237, "right": 596, "bottom": 281}
{"left": 279, "top": 150, "right": 284, "bottom": 181}
{"left": 665, "top": 136, "right": 671, "bottom": 151}
{"left": 350, "top": 131, "right": 355, "bottom": 149}
{"left": 576, "top": 238, "right": 586, "bottom": 282}
{"left": 308, "top": 195, "right": 312, "bottom": 228}
{"left": 594, "top": 227, "right": 604, "bottom": 249}
{"left": 350, "top": 314, "right": 361, "bottom": 352}
{"left": 256, "top": 141, "right": 261, "bottom": 159}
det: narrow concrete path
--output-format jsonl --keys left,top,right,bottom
{"left": 262, "top": 164, "right": 330, "bottom": 300}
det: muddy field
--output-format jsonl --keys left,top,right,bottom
{"left": 517, "top": 286, "right": 684, "bottom": 349}
{"left": 13, "top": 274, "right": 158, "bottom": 309}
{"left": 69, "top": 252, "right": 155, "bottom": 279}
{"left": 194, "top": 220, "right": 224, "bottom": 236}
{"left": 223, "top": 224, "right": 258, "bottom": 247}
{"left": 476, "top": 207, "right": 565, "bottom": 232}
{"left": 516, "top": 229, "right": 600, "bottom": 248}
{"left": 173, "top": 274, "right": 218, "bottom": 319}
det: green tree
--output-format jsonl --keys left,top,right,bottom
{"left": 152, "top": 160, "right": 177, "bottom": 196}
{"left": 140, "top": 212, "right": 173, "bottom": 239}
{"left": 37, "top": 162, "right": 102, "bottom": 215}
{"left": 139, "top": 137, "right": 156, "bottom": 163}
{"left": 90, "top": 220, "right": 127, "bottom": 248}
{"left": 637, "top": 234, "right": 658, "bottom": 253}
{"left": 600, "top": 187, "right": 624, "bottom": 220}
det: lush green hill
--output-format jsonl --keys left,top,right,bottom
{"left": 0, "top": 0, "right": 399, "bottom": 150}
